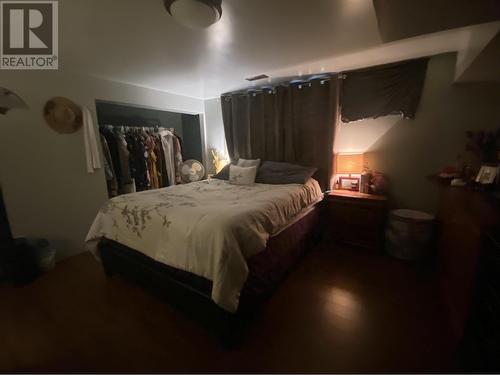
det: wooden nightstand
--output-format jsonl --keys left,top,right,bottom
{"left": 324, "top": 190, "right": 388, "bottom": 251}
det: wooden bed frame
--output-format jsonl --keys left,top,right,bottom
{"left": 98, "top": 204, "right": 325, "bottom": 346}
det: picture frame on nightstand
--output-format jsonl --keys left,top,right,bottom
{"left": 339, "top": 177, "right": 360, "bottom": 191}
{"left": 475, "top": 165, "right": 497, "bottom": 185}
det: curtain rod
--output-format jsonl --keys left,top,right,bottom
{"left": 99, "top": 123, "right": 162, "bottom": 128}
{"left": 222, "top": 56, "right": 429, "bottom": 97}
{"left": 222, "top": 73, "right": 346, "bottom": 97}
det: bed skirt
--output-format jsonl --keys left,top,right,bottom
{"left": 97, "top": 205, "right": 323, "bottom": 343}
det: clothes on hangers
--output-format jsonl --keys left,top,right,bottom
{"left": 164, "top": 127, "right": 184, "bottom": 185}
{"left": 100, "top": 127, "right": 123, "bottom": 189}
{"left": 126, "top": 130, "right": 149, "bottom": 191}
{"left": 154, "top": 136, "right": 167, "bottom": 188}
{"left": 83, "top": 107, "right": 101, "bottom": 173}
{"left": 159, "top": 129, "right": 176, "bottom": 187}
{"left": 100, "top": 134, "right": 118, "bottom": 197}
{"left": 98, "top": 125, "right": 184, "bottom": 196}
{"left": 115, "top": 132, "right": 135, "bottom": 194}
{"left": 145, "top": 134, "right": 159, "bottom": 190}
{"left": 172, "top": 134, "right": 183, "bottom": 184}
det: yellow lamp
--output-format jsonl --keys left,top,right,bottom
{"left": 335, "top": 153, "right": 364, "bottom": 191}
{"left": 336, "top": 153, "right": 364, "bottom": 176}
{"left": 211, "top": 149, "right": 229, "bottom": 173}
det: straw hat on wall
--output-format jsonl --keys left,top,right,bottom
{"left": 43, "top": 97, "right": 83, "bottom": 134}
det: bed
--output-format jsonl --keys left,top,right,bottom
{"left": 86, "top": 177, "right": 324, "bottom": 339}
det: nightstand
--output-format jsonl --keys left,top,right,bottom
{"left": 324, "top": 190, "right": 388, "bottom": 251}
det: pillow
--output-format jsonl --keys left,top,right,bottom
{"left": 212, "top": 158, "right": 260, "bottom": 180}
{"left": 229, "top": 165, "right": 257, "bottom": 185}
{"left": 237, "top": 158, "right": 261, "bottom": 168}
{"left": 256, "top": 161, "right": 317, "bottom": 185}
{"left": 212, "top": 163, "right": 231, "bottom": 180}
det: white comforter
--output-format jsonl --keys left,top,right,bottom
{"left": 85, "top": 178, "right": 323, "bottom": 312}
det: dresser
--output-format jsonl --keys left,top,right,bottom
{"left": 0, "top": 188, "right": 11, "bottom": 243}
{"left": 436, "top": 186, "right": 500, "bottom": 370}
{"left": 460, "top": 229, "right": 500, "bottom": 370}
{"left": 324, "top": 190, "right": 388, "bottom": 250}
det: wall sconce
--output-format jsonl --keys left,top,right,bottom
{"left": 0, "top": 87, "right": 28, "bottom": 115}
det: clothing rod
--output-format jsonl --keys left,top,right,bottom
{"left": 99, "top": 124, "right": 164, "bottom": 128}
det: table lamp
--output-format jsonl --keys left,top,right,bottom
{"left": 335, "top": 153, "right": 363, "bottom": 191}
{"left": 336, "top": 153, "right": 363, "bottom": 176}
{"left": 211, "top": 149, "right": 229, "bottom": 173}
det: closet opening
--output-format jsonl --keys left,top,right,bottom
{"left": 95, "top": 100, "right": 205, "bottom": 197}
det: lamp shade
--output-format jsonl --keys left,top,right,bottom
{"left": 336, "top": 153, "right": 363, "bottom": 174}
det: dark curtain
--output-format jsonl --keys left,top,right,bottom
{"left": 341, "top": 58, "right": 428, "bottom": 123}
{"left": 221, "top": 76, "right": 340, "bottom": 190}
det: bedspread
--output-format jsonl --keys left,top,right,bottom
{"left": 85, "top": 178, "right": 322, "bottom": 312}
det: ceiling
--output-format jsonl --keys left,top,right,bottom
{"left": 60, "top": 0, "right": 500, "bottom": 99}
{"left": 373, "top": 0, "right": 500, "bottom": 42}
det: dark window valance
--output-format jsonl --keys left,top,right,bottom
{"left": 341, "top": 58, "right": 429, "bottom": 123}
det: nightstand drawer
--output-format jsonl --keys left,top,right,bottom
{"left": 328, "top": 200, "right": 384, "bottom": 220}
{"left": 325, "top": 191, "right": 388, "bottom": 250}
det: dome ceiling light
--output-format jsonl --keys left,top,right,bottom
{"left": 164, "top": 0, "right": 222, "bottom": 29}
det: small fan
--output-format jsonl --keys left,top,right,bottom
{"left": 180, "top": 159, "right": 205, "bottom": 183}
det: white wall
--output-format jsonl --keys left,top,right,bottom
{"left": 335, "top": 116, "right": 400, "bottom": 154}
{"left": 203, "top": 97, "right": 227, "bottom": 174}
{"left": 338, "top": 53, "right": 500, "bottom": 213}
{"left": 0, "top": 71, "right": 204, "bottom": 259}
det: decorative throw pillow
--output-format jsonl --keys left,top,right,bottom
{"left": 212, "top": 158, "right": 260, "bottom": 180}
{"left": 256, "top": 161, "right": 317, "bottom": 184}
{"left": 237, "top": 158, "right": 261, "bottom": 168}
{"left": 229, "top": 165, "right": 257, "bottom": 185}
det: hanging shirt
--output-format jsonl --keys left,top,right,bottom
{"left": 101, "top": 129, "right": 123, "bottom": 189}
{"left": 159, "top": 129, "right": 176, "bottom": 186}
{"left": 100, "top": 134, "right": 117, "bottom": 197}
{"left": 115, "top": 132, "right": 135, "bottom": 194}
{"left": 172, "top": 134, "right": 183, "bottom": 184}
{"left": 83, "top": 107, "right": 101, "bottom": 173}
{"left": 154, "top": 135, "right": 167, "bottom": 188}
{"left": 126, "top": 132, "right": 149, "bottom": 191}
{"left": 145, "top": 134, "right": 160, "bottom": 189}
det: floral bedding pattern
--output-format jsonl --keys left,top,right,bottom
{"left": 85, "top": 178, "right": 323, "bottom": 312}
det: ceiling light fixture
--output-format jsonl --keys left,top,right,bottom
{"left": 164, "top": 0, "right": 222, "bottom": 29}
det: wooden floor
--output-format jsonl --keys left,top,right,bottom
{"left": 0, "top": 241, "right": 458, "bottom": 372}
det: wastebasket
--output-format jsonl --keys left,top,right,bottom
{"left": 34, "top": 239, "right": 56, "bottom": 271}
{"left": 386, "top": 209, "right": 435, "bottom": 260}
